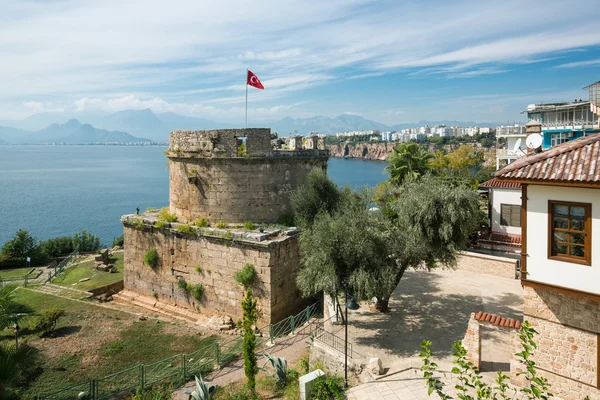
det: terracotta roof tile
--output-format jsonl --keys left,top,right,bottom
{"left": 495, "top": 134, "right": 600, "bottom": 184}
{"left": 480, "top": 178, "right": 521, "bottom": 189}
{"left": 475, "top": 312, "right": 522, "bottom": 330}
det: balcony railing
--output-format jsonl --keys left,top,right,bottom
{"left": 541, "top": 120, "right": 598, "bottom": 128}
{"left": 496, "top": 148, "right": 524, "bottom": 157}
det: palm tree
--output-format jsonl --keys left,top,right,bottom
{"left": 0, "top": 343, "right": 37, "bottom": 398}
{"left": 386, "top": 143, "right": 433, "bottom": 185}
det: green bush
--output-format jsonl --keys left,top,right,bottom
{"left": 298, "top": 355, "right": 310, "bottom": 374}
{"left": 134, "top": 218, "right": 144, "bottom": 229}
{"left": 215, "top": 221, "right": 227, "bottom": 229}
{"left": 176, "top": 224, "right": 193, "bottom": 234}
{"left": 112, "top": 235, "right": 124, "bottom": 247}
{"left": 194, "top": 265, "right": 202, "bottom": 273}
{"left": 39, "top": 236, "right": 75, "bottom": 257}
{"left": 145, "top": 207, "right": 158, "bottom": 213}
{"left": 178, "top": 279, "right": 188, "bottom": 291}
{"left": 311, "top": 375, "right": 345, "bottom": 400}
{"left": 278, "top": 214, "right": 295, "bottom": 227}
{"left": 190, "top": 284, "right": 204, "bottom": 301}
{"left": 243, "top": 221, "right": 255, "bottom": 230}
{"left": 158, "top": 207, "right": 178, "bottom": 223}
{"left": 32, "top": 308, "right": 65, "bottom": 337}
{"left": 73, "top": 230, "right": 101, "bottom": 252}
{"left": 144, "top": 248, "right": 159, "bottom": 269}
{"left": 194, "top": 217, "right": 210, "bottom": 228}
{"left": 152, "top": 292, "right": 158, "bottom": 300}
{"left": 234, "top": 264, "right": 256, "bottom": 288}
{"left": 128, "top": 382, "right": 174, "bottom": 400}
{"left": 154, "top": 220, "right": 166, "bottom": 229}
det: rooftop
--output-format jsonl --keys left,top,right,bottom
{"left": 522, "top": 100, "right": 589, "bottom": 114}
{"left": 479, "top": 177, "right": 521, "bottom": 189}
{"left": 495, "top": 134, "right": 600, "bottom": 185}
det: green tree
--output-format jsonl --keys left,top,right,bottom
{"left": 1, "top": 230, "right": 37, "bottom": 259}
{"left": 73, "top": 230, "right": 101, "bottom": 252}
{"left": 241, "top": 289, "right": 258, "bottom": 393}
{"left": 0, "top": 343, "right": 37, "bottom": 398}
{"left": 386, "top": 143, "right": 433, "bottom": 185}
{"left": 290, "top": 167, "right": 340, "bottom": 228}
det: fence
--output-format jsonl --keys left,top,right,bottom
{"left": 311, "top": 326, "right": 354, "bottom": 359}
{"left": 35, "top": 300, "right": 322, "bottom": 400}
{"left": 46, "top": 249, "right": 80, "bottom": 283}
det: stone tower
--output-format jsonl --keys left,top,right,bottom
{"left": 120, "top": 129, "right": 328, "bottom": 324}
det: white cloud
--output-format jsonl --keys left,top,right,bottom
{"left": 1, "top": 0, "right": 599, "bottom": 120}
{"left": 555, "top": 59, "right": 600, "bottom": 69}
{"left": 23, "top": 101, "right": 64, "bottom": 113}
{"left": 343, "top": 111, "right": 363, "bottom": 116}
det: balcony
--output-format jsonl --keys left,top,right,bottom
{"left": 540, "top": 120, "right": 599, "bottom": 130}
{"left": 496, "top": 148, "right": 523, "bottom": 158}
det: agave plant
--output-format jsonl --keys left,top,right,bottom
{"left": 188, "top": 375, "right": 216, "bottom": 400}
{"left": 260, "top": 353, "right": 288, "bottom": 385}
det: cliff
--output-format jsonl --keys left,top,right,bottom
{"left": 327, "top": 142, "right": 396, "bottom": 160}
{"left": 328, "top": 142, "right": 496, "bottom": 166}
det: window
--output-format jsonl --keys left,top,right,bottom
{"left": 548, "top": 201, "right": 591, "bottom": 265}
{"left": 500, "top": 204, "right": 521, "bottom": 227}
{"left": 550, "top": 133, "right": 567, "bottom": 147}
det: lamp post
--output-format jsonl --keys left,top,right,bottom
{"left": 344, "top": 290, "right": 360, "bottom": 389}
{"left": 13, "top": 322, "right": 20, "bottom": 348}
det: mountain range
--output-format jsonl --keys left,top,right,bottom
{"left": 0, "top": 109, "right": 513, "bottom": 143}
{"left": 0, "top": 119, "right": 150, "bottom": 144}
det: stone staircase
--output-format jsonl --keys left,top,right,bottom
{"left": 112, "top": 290, "right": 203, "bottom": 324}
{"left": 26, "top": 283, "right": 93, "bottom": 301}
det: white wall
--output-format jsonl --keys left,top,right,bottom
{"left": 490, "top": 188, "right": 522, "bottom": 235}
{"left": 506, "top": 137, "right": 527, "bottom": 154}
{"left": 526, "top": 185, "right": 600, "bottom": 294}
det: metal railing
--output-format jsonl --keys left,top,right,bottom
{"left": 311, "top": 326, "right": 354, "bottom": 359}
{"left": 46, "top": 249, "right": 80, "bottom": 283}
{"left": 35, "top": 300, "right": 322, "bottom": 400}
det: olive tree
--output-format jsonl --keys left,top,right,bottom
{"left": 293, "top": 170, "right": 479, "bottom": 312}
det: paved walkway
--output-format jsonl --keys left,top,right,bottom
{"left": 347, "top": 368, "right": 457, "bottom": 400}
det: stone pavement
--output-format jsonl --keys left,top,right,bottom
{"left": 346, "top": 367, "right": 457, "bottom": 400}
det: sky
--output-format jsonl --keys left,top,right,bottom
{"left": 1, "top": 0, "right": 600, "bottom": 125}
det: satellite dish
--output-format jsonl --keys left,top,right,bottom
{"left": 526, "top": 133, "right": 542, "bottom": 150}
{"left": 513, "top": 138, "right": 522, "bottom": 153}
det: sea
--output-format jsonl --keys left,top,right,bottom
{"left": 0, "top": 146, "right": 388, "bottom": 246}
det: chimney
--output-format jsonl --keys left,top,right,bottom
{"left": 525, "top": 120, "right": 542, "bottom": 154}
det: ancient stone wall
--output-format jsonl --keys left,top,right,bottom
{"left": 122, "top": 222, "right": 306, "bottom": 325}
{"left": 462, "top": 313, "right": 482, "bottom": 368}
{"left": 168, "top": 156, "right": 327, "bottom": 223}
{"left": 511, "top": 286, "right": 600, "bottom": 400}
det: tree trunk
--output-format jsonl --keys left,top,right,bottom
{"left": 375, "top": 296, "right": 390, "bottom": 312}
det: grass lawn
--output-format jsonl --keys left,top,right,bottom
{"left": 3, "top": 289, "right": 218, "bottom": 399}
{"left": 54, "top": 251, "right": 124, "bottom": 291}
{"left": 0, "top": 266, "right": 33, "bottom": 279}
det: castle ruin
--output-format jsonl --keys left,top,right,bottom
{"left": 120, "top": 129, "right": 328, "bottom": 324}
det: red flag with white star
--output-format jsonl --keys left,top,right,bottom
{"left": 247, "top": 70, "right": 264, "bottom": 90}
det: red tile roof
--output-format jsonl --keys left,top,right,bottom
{"left": 479, "top": 178, "right": 521, "bottom": 189}
{"left": 475, "top": 312, "right": 521, "bottom": 329}
{"left": 495, "top": 134, "right": 600, "bottom": 184}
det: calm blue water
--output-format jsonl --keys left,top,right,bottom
{"left": 0, "top": 146, "right": 388, "bottom": 245}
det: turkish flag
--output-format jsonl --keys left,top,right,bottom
{"left": 247, "top": 70, "right": 264, "bottom": 90}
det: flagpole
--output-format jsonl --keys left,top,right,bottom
{"left": 245, "top": 69, "right": 248, "bottom": 130}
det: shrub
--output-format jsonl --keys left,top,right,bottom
{"left": 39, "top": 235, "right": 74, "bottom": 257}
{"left": 112, "top": 235, "right": 124, "bottom": 247}
{"left": 145, "top": 207, "right": 158, "bottom": 213}
{"left": 128, "top": 382, "right": 174, "bottom": 400}
{"left": 215, "top": 221, "right": 227, "bottom": 229}
{"left": 178, "top": 279, "right": 188, "bottom": 291}
{"left": 32, "top": 308, "right": 65, "bottom": 337}
{"left": 310, "top": 375, "right": 345, "bottom": 400}
{"left": 158, "top": 207, "right": 178, "bottom": 223}
{"left": 298, "top": 355, "right": 310, "bottom": 374}
{"left": 195, "top": 265, "right": 202, "bottom": 273}
{"left": 176, "top": 224, "right": 193, "bottom": 234}
{"left": 190, "top": 284, "right": 204, "bottom": 301}
{"left": 234, "top": 264, "right": 256, "bottom": 288}
{"left": 144, "top": 248, "right": 159, "bottom": 269}
{"left": 134, "top": 218, "right": 144, "bottom": 229}
{"left": 152, "top": 292, "right": 158, "bottom": 300}
{"left": 194, "top": 218, "right": 210, "bottom": 228}
{"left": 278, "top": 214, "right": 295, "bottom": 227}
{"left": 243, "top": 221, "right": 255, "bottom": 230}
{"left": 237, "top": 143, "right": 246, "bottom": 157}
{"left": 154, "top": 221, "right": 166, "bottom": 229}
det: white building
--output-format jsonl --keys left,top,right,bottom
{"left": 495, "top": 134, "right": 600, "bottom": 400}
{"left": 495, "top": 124, "right": 528, "bottom": 170}
{"left": 478, "top": 178, "right": 522, "bottom": 253}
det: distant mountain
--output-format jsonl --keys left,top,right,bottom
{"left": 0, "top": 119, "right": 150, "bottom": 144}
{"left": 269, "top": 114, "right": 390, "bottom": 136}
{"left": 93, "top": 109, "right": 167, "bottom": 141}
{"left": 156, "top": 112, "right": 225, "bottom": 133}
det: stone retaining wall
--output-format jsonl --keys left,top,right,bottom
{"left": 457, "top": 252, "right": 517, "bottom": 279}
